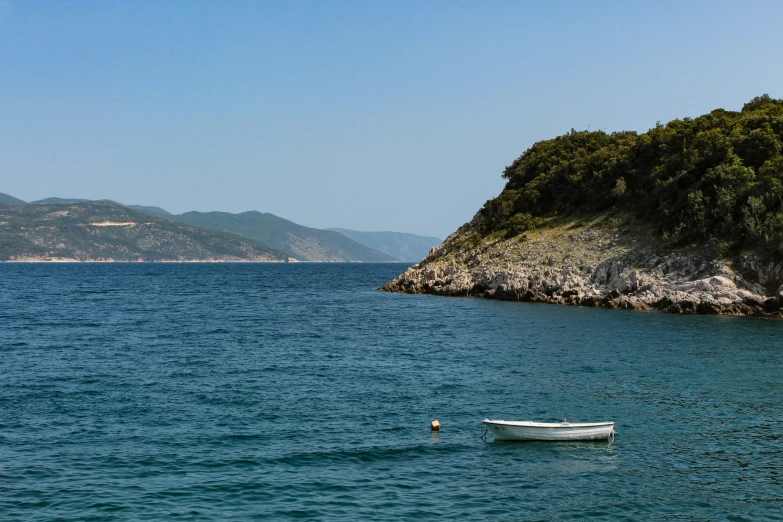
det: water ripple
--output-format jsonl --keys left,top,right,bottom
{"left": 1, "top": 263, "right": 783, "bottom": 520}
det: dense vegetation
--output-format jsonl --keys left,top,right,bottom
{"left": 479, "top": 95, "right": 783, "bottom": 257}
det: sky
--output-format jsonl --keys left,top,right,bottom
{"left": 1, "top": 1, "right": 782, "bottom": 238}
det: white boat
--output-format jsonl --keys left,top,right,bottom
{"left": 482, "top": 419, "right": 616, "bottom": 441}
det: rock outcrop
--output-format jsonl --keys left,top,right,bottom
{"left": 381, "top": 215, "right": 783, "bottom": 318}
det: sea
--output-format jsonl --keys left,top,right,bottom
{"left": 1, "top": 263, "right": 782, "bottom": 520}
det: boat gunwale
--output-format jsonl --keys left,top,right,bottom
{"left": 482, "top": 419, "right": 614, "bottom": 429}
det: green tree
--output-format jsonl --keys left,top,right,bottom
{"left": 477, "top": 95, "right": 783, "bottom": 258}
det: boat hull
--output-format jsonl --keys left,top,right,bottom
{"left": 483, "top": 419, "right": 615, "bottom": 441}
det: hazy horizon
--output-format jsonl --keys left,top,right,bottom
{"left": 2, "top": 1, "right": 782, "bottom": 238}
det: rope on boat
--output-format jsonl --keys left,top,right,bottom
{"left": 480, "top": 428, "right": 488, "bottom": 441}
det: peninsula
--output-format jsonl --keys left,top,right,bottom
{"left": 383, "top": 95, "right": 783, "bottom": 317}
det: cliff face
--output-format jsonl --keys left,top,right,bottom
{"left": 382, "top": 214, "right": 783, "bottom": 317}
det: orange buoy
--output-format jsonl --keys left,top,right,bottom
{"left": 431, "top": 419, "right": 441, "bottom": 431}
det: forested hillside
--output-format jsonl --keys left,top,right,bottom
{"left": 479, "top": 95, "right": 783, "bottom": 258}
{"left": 384, "top": 96, "right": 783, "bottom": 317}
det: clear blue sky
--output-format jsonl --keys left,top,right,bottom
{"left": 1, "top": 1, "right": 781, "bottom": 238}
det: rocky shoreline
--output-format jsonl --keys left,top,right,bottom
{"left": 381, "top": 216, "right": 783, "bottom": 318}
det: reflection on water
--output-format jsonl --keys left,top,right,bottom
{"left": 487, "top": 439, "right": 619, "bottom": 474}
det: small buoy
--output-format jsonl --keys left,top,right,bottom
{"left": 431, "top": 420, "right": 440, "bottom": 431}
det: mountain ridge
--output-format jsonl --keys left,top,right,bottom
{"left": 30, "top": 197, "right": 91, "bottom": 205}
{"left": 174, "top": 211, "right": 398, "bottom": 262}
{"left": 127, "top": 205, "right": 173, "bottom": 217}
{"left": 0, "top": 200, "right": 289, "bottom": 262}
{"left": 0, "top": 192, "right": 28, "bottom": 205}
{"left": 327, "top": 228, "right": 441, "bottom": 262}
{"left": 0, "top": 195, "right": 410, "bottom": 262}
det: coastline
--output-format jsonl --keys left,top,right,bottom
{"left": 381, "top": 215, "right": 783, "bottom": 318}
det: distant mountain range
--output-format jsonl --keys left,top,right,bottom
{"left": 174, "top": 211, "right": 395, "bottom": 262}
{"left": 0, "top": 200, "right": 288, "bottom": 262}
{"left": 0, "top": 192, "right": 440, "bottom": 262}
{"left": 327, "top": 228, "right": 441, "bottom": 262}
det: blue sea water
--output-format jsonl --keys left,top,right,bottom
{"left": 1, "top": 263, "right": 782, "bottom": 521}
